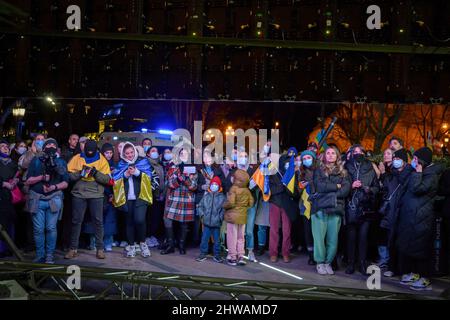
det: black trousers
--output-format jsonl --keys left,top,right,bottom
{"left": 125, "top": 201, "right": 147, "bottom": 244}
{"left": 346, "top": 221, "right": 370, "bottom": 264}
{"left": 303, "top": 216, "right": 314, "bottom": 252}
{"left": 146, "top": 200, "right": 164, "bottom": 239}
{"left": 398, "top": 253, "right": 431, "bottom": 277}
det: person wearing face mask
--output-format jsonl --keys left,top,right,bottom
{"left": 0, "top": 140, "right": 19, "bottom": 258}
{"left": 19, "top": 134, "right": 46, "bottom": 171}
{"left": 196, "top": 176, "right": 226, "bottom": 263}
{"left": 296, "top": 150, "right": 317, "bottom": 265}
{"left": 377, "top": 148, "right": 412, "bottom": 277}
{"left": 396, "top": 147, "right": 444, "bottom": 291}
{"left": 220, "top": 149, "right": 238, "bottom": 194}
{"left": 145, "top": 147, "right": 166, "bottom": 249}
{"left": 142, "top": 138, "right": 152, "bottom": 155}
{"left": 24, "top": 138, "right": 69, "bottom": 264}
{"left": 161, "top": 148, "right": 198, "bottom": 255}
{"left": 194, "top": 152, "right": 225, "bottom": 247}
{"left": 10, "top": 140, "right": 27, "bottom": 164}
{"left": 65, "top": 140, "right": 112, "bottom": 260}
{"left": 344, "top": 145, "right": 379, "bottom": 275}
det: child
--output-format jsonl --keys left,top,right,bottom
{"left": 196, "top": 176, "right": 226, "bottom": 263}
{"left": 223, "top": 169, "right": 254, "bottom": 266}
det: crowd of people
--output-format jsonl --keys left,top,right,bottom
{"left": 0, "top": 133, "right": 449, "bottom": 293}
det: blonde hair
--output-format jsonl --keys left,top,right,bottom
{"left": 320, "top": 146, "right": 347, "bottom": 177}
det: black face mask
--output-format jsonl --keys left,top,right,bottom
{"left": 44, "top": 147, "right": 57, "bottom": 155}
{"left": 353, "top": 153, "right": 364, "bottom": 162}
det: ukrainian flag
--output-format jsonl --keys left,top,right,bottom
{"left": 282, "top": 156, "right": 296, "bottom": 194}
{"left": 300, "top": 183, "right": 312, "bottom": 220}
{"left": 315, "top": 129, "right": 329, "bottom": 153}
{"left": 250, "top": 161, "right": 271, "bottom": 202}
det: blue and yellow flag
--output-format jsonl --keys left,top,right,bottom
{"left": 315, "top": 129, "right": 329, "bottom": 153}
{"left": 250, "top": 161, "right": 272, "bottom": 202}
{"left": 282, "top": 155, "right": 296, "bottom": 194}
{"left": 300, "top": 183, "right": 312, "bottom": 220}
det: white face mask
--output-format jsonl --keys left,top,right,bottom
{"left": 17, "top": 147, "right": 27, "bottom": 155}
{"left": 164, "top": 153, "right": 173, "bottom": 161}
{"left": 210, "top": 183, "right": 219, "bottom": 193}
{"left": 238, "top": 157, "right": 248, "bottom": 166}
{"left": 263, "top": 145, "right": 270, "bottom": 154}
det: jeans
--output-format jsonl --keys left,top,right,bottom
{"left": 70, "top": 197, "right": 104, "bottom": 250}
{"left": 269, "top": 203, "right": 292, "bottom": 258}
{"left": 32, "top": 199, "right": 61, "bottom": 259}
{"left": 125, "top": 201, "right": 147, "bottom": 244}
{"left": 245, "top": 205, "right": 257, "bottom": 250}
{"left": 257, "top": 225, "right": 268, "bottom": 248}
{"left": 200, "top": 226, "right": 220, "bottom": 257}
{"left": 227, "top": 223, "right": 245, "bottom": 260}
{"left": 311, "top": 211, "right": 341, "bottom": 264}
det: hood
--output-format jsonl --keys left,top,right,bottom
{"left": 120, "top": 142, "right": 138, "bottom": 164}
{"left": 233, "top": 169, "right": 250, "bottom": 188}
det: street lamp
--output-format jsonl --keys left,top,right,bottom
{"left": 12, "top": 100, "right": 26, "bottom": 138}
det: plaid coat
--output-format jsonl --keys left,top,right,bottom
{"left": 164, "top": 165, "right": 198, "bottom": 222}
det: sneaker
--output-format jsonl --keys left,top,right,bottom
{"left": 410, "top": 278, "right": 432, "bottom": 291}
{"left": 213, "top": 256, "right": 224, "bottom": 263}
{"left": 227, "top": 259, "right": 237, "bottom": 266}
{"left": 134, "top": 243, "right": 141, "bottom": 253}
{"left": 140, "top": 243, "right": 151, "bottom": 258}
{"left": 383, "top": 270, "right": 394, "bottom": 277}
{"left": 237, "top": 257, "right": 247, "bottom": 266}
{"left": 270, "top": 256, "right": 278, "bottom": 263}
{"left": 45, "top": 255, "right": 55, "bottom": 264}
{"left": 64, "top": 249, "right": 78, "bottom": 260}
{"left": 400, "top": 273, "right": 420, "bottom": 285}
{"left": 125, "top": 245, "right": 136, "bottom": 258}
{"left": 105, "top": 245, "right": 113, "bottom": 252}
{"left": 148, "top": 236, "right": 160, "bottom": 248}
{"left": 119, "top": 241, "right": 128, "bottom": 248}
{"left": 316, "top": 264, "right": 328, "bottom": 275}
{"left": 248, "top": 251, "right": 258, "bottom": 262}
{"left": 96, "top": 249, "right": 106, "bottom": 259}
{"left": 324, "top": 263, "right": 334, "bottom": 275}
{"left": 33, "top": 257, "right": 45, "bottom": 263}
{"left": 112, "top": 241, "right": 119, "bottom": 247}
{"left": 196, "top": 255, "right": 207, "bottom": 262}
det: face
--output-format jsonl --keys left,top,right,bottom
{"left": 203, "top": 153, "right": 213, "bottom": 166}
{"left": 44, "top": 143, "right": 57, "bottom": 151}
{"left": 68, "top": 135, "right": 79, "bottom": 148}
{"left": 124, "top": 146, "right": 135, "bottom": 161}
{"left": 164, "top": 149, "right": 172, "bottom": 156}
{"left": 16, "top": 142, "right": 26, "bottom": 149}
{"left": 302, "top": 155, "right": 313, "bottom": 162}
{"left": 80, "top": 140, "right": 86, "bottom": 152}
{"left": 117, "top": 142, "right": 125, "bottom": 154}
{"left": 142, "top": 139, "right": 152, "bottom": 148}
{"left": 383, "top": 148, "right": 393, "bottom": 163}
{"left": 150, "top": 147, "right": 158, "bottom": 155}
{"left": 103, "top": 150, "right": 113, "bottom": 161}
{"left": 35, "top": 135, "right": 45, "bottom": 143}
{"left": 0, "top": 143, "right": 10, "bottom": 155}
{"left": 390, "top": 139, "right": 401, "bottom": 151}
{"left": 325, "top": 148, "right": 337, "bottom": 164}
{"left": 179, "top": 149, "right": 189, "bottom": 163}
{"left": 353, "top": 147, "right": 363, "bottom": 156}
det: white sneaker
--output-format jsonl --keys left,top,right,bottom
{"left": 146, "top": 237, "right": 159, "bottom": 248}
{"left": 324, "top": 263, "right": 334, "bottom": 275}
{"left": 134, "top": 243, "right": 141, "bottom": 253}
{"left": 247, "top": 251, "right": 258, "bottom": 262}
{"left": 400, "top": 273, "right": 420, "bottom": 285}
{"left": 140, "top": 243, "right": 151, "bottom": 258}
{"left": 383, "top": 270, "right": 394, "bottom": 277}
{"left": 410, "top": 278, "right": 432, "bottom": 291}
{"left": 316, "top": 264, "right": 327, "bottom": 275}
{"left": 119, "top": 241, "right": 128, "bottom": 248}
{"left": 124, "top": 245, "right": 136, "bottom": 258}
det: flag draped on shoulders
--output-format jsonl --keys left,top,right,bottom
{"left": 250, "top": 159, "right": 272, "bottom": 202}
{"left": 67, "top": 152, "right": 111, "bottom": 181}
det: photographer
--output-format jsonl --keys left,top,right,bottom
{"left": 65, "top": 140, "right": 112, "bottom": 260}
{"left": 25, "top": 138, "right": 69, "bottom": 264}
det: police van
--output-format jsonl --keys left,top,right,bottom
{"left": 98, "top": 130, "right": 180, "bottom": 150}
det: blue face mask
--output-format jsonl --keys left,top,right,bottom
{"left": 392, "top": 159, "right": 403, "bottom": 169}
{"left": 35, "top": 140, "right": 44, "bottom": 151}
{"left": 232, "top": 154, "right": 238, "bottom": 161}
{"left": 150, "top": 152, "right": 159, "bottom": 160}
{"left": 411, "top": 160, "right": 417, "bottom": 169}
{"left": 164, "top": 153, "right": 173, "bottom": 161}
{"left": 143, "top": 146, "right": 151, "bottom": 153}
{"left": 210, "top": 184, "right": 219, "bottom": 193}
{"left": 303, "top": 158, "right": 313, "bottom": 168}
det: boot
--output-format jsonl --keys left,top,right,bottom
{"left": 179, "top": 224, "right": 188, "bottom": 255}
{"left": 179, "top": 241, "right": 186, "bottom": 255}
{"left": 307, "top": 251, "right": 316, "bottom": 265}
{"left": 345, "top": 262, "right": 355, "bottom": 274}
{"left": 359, "top": 260, "right": 369, "bottom": 275}
{"left": 160, "top": 227, "right": 175, "bottom": 255}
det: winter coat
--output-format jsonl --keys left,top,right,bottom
{"left": 312, "top": 166, "right": 351, "bottom": 216}
{"left": 195, "top": 164, "right": 225, "bottom": 204}
{"left": 396, "top": 163, "right": 444, "bottom": 259}
{"left": 438, "top": 168, "right": 450, "bottom": 219}
{"left": 164, "top": 164, "right": 198, "bottom": 222}
{"left": 223, "top": 169, "right": 254, "bottom": 225}
{"left": 0, "top": 158, "right": 18, "bottom": 226}
{"left": 345, "top": 159, "right": 380, "bottom": 224}
{"left": 379, "top": 165, "right": 414, "bottom": 231}
{"left": 197, "top": 191, "right": 226, "bottom": 228}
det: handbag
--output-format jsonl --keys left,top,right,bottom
{"left": 9, "top": 177, "right": 25, "bottom": 204}
{"left": 378, "top": 184, "right": 401, "bottom": 216}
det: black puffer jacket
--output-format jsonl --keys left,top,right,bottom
{"left": 345, "top": 159, "right": 380, "bottom": 224}
{"left": 396, "top": 163, "right": 444, "bottom": 259}
{"left": 312, "top": 166, "right": 351, "bottom": 216}
{"left": 379, "top": 165, "right": 414, "bottom": 231}
{"left": 438, "top": 168, "right": 450, "bottom": 219}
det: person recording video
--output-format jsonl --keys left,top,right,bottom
{"left": 25, "top": 138, "right": 69, "bottom": 264}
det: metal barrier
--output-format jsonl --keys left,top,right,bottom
{"left": 0, "top": 261, "right": 442, "bottom": 300}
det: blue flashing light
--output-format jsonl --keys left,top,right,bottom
{"left": 158, "top": 129, "right": 173, "bottom": 135}
{"left": 141, "top": 128, "right": 148, "bottom": 133}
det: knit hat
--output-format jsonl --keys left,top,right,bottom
{"left": 300, "top": 150, "right": 317, "bottom": 160}
{"left": 414, "top": 147, "right": 433, "bottom": 167}
{"left": 210, "top": 176, "right": 222, "bottom": 188}
{"left": 43, "top": 138, "right": 58, "bottom": 149}
{"left": 101, "top": 143, "right": 114, "bottom": 154}
{"left": 307, "top": 142, "right": 318, "bottom": 150}
{"left": 84, "top": 140, "right": 98, "bottom": 157}
{"left": 393, "top": 148, "right": 408, "bottom": 163}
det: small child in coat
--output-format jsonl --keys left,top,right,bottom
{"left": 223, "top": 169, "right": 254, "bottom": 266}
{"left": 196, "top": 176, "right": 226, "bottom": 263}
